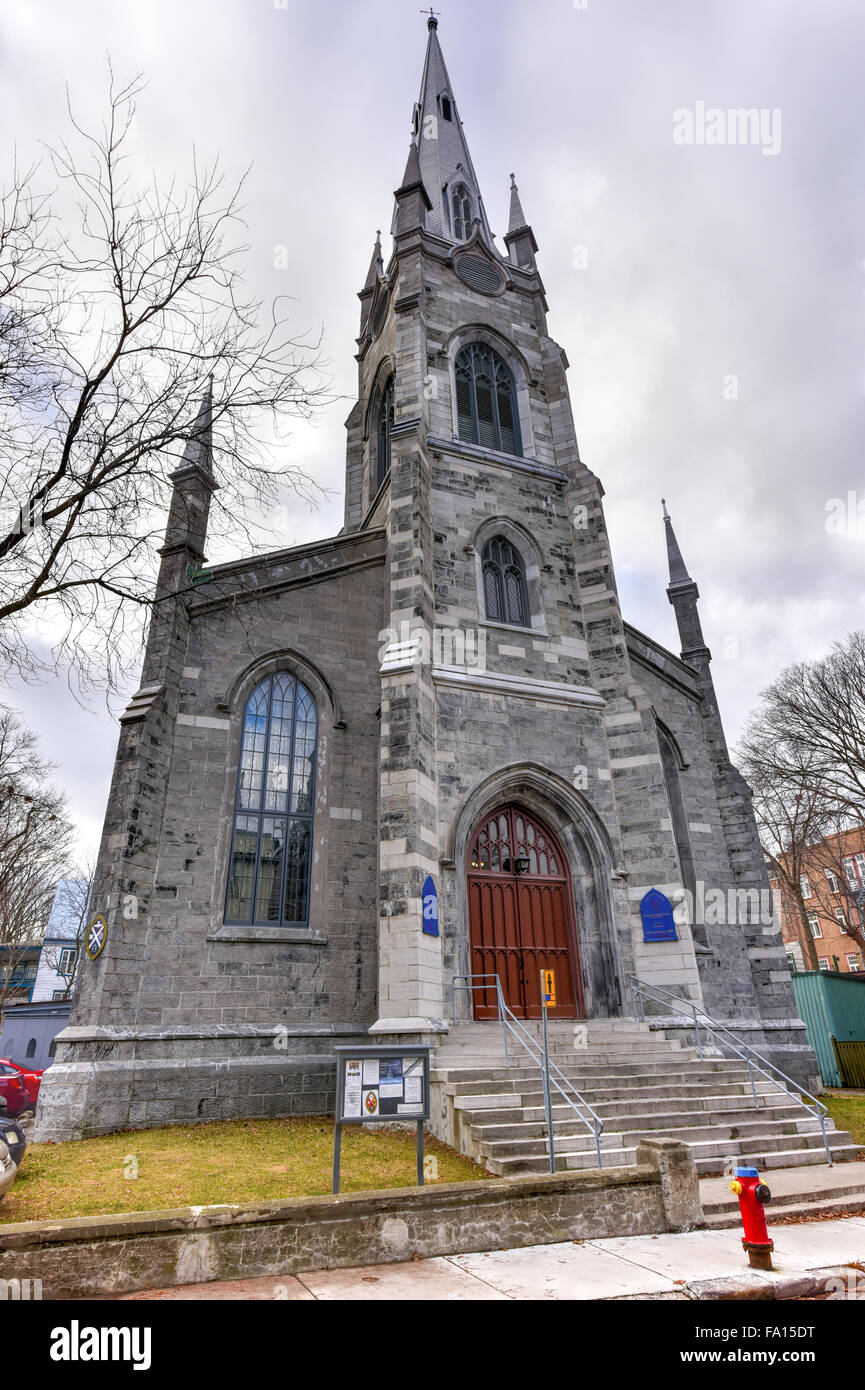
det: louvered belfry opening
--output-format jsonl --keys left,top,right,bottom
{"left": 482, "top": 535, "right": 530, "bottom": 627}
{"left": 455, "top": 342, "right": 522, "bottom": 456}
{"left": 467, "top": 805, "right": 583, "bottom": 1019}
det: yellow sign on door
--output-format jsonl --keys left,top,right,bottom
{"left": 543, "top": 969, "right": 556, "bottom": 1008}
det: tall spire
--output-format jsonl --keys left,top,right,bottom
{"left": 363, "top": 229, "right": 383, "bottom": 290}
{"left": 161, "top": 380, "right": 218, "bottom": 565}
{"left": 507, "top": 173, "right": 527, "bottom": 234}
{"left": 177, "top": 380, "right": 214, "bottom": 478}
{"left": 662, "top": 498, "right": 693, "bottom": 589}
{"left": 504, "top": 173, "right": 539, "bottom": 269}
{"left": 393, "top": 136, "right": 433, "bottom": 237}
{"left": 358, "top": 230, "right": 384, "bottom": 332}
{"left": 662, "top": 499, "right": 710, "bottom": 667}
{"left": 407, "top": 16, "right": 495, "bottom": 246}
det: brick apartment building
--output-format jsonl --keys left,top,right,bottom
{"left": 773, "top": 827, "right": 865, "bottom": 976}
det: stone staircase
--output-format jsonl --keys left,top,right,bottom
{"left": 431, "top": 1020, "right": 860, "bottom": 1177}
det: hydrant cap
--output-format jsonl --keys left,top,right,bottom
{"left": 734, "top": 1166, "right": 760, "bottom": 1177}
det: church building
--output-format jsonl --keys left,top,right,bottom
{"left": 35, "top": 18, "right": 817, "bottom": 1143}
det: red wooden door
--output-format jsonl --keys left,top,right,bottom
{"left": 467, "top": 806, "right": 583, "bottom": 1019}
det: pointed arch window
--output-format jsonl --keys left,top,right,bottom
{"left": 225, "top": 674, "right": 318, "bottom": 929}
{"left": 452, "top": 183, "right": 474, "bottom": 242}
{"left": 482, "top": 536, "right": 529, "bottom": 627}
{"left": 441, "top": 95, "right": 453, "bottom": 122}
{"left": 455, "top": 343, "right": 522, "bottom": 456}
{"left": 377, "top": 375, "right": 395, "bottom": 488}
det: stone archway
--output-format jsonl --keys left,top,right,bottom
{"left": 449, "top": 763, "right": 627, "bottom": 1022}
{"left": 466, "top": 802, "right": 584, "bottom": 1019}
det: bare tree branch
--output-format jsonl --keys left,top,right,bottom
{"left": 0, "top": 65, "right": 330, "bottom": 695}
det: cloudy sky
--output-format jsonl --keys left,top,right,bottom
{"left": 1, "top": 0, "right": 863, "bottom": 859}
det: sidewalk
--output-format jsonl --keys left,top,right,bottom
{"left": 700, "top": 1160, "right": 865, "bottom": 1213}
{"left": 116, "top": 1215, "right": 865, "bottom": 1301}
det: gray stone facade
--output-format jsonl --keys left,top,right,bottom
{"left": 34, "top": 19, "right": 814, "bottom": 1142}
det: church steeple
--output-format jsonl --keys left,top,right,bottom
{"left": 504, "top": 173, "right": 539, "bottom": 270}
{"left": 160, "top": 382, "right": 217, "bottom": 563}
{"left": 394, "top": 138, "right": 432, "bottom": 238}
{"left": 358, "top": 230, "right": 383, "bottom": 331}
{"left": 663, "top": 499, "right": 710, "bottom": 666}
{"left": 404, "top": 15, "right": 495, "bottom": 247}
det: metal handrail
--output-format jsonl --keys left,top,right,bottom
{"left": 627, "top": 974, "right": 833, "bottom": 1166}
{"left": 451, "top": 974, "right": 605, "bottom": 1170}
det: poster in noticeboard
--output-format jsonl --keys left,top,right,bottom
{"left": 341, "top": 1054, "right": 426, "bottom": 1120}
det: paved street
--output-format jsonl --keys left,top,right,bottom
{"left": 115, "top": 1215, "right": 865, "bottom": 1301}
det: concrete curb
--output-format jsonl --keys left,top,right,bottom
{"left": 617, "top": 1263, "right": 865, "bottom": 1301}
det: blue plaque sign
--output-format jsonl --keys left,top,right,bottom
{"left": 640, "top": 888, "right": 678, "bottom": 943}
{"left": 422, "top": 875, "right": 439, "bottom": 937}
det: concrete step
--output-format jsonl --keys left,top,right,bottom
{"left": 432, "top": 1025, "right": 855, "bottom": 1182}
{"left": 472, "top": 1103, "right": 824, "bottom": 1144}
{"left": 487, "top": 1138, "right": 861, "bottom": 1180}
{"left": 451, "top": 1079, "right": 779, "bottom": 1110}
{"left": 434, "top": 1049, "right": 698, "bottom": 1067}
{"left": 480, "top": 1118, "right": 839, "bottom": 1161}
{"left": 437, "top": 1060, "right": 756, "bottom": 1089}
{"left": 696, "top": 1144, "right": 862, "bottom": 1176}
{"left": 705, "top": 1193, "right": 865, "bottom": 1227}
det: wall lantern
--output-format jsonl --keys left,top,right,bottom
{"left": 513, "top": 856, "right": 531, "bottom": 875}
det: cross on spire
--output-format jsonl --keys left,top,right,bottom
{"left": 421, "top": 7, "right": 441, "bottom": 25}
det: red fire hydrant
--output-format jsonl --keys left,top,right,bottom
{"left": 729, "top": 1164, "right": 773, "bottom": 1270}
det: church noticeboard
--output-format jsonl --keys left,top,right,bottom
{"left": 333, "top": 1045, "right": 431, "bottom": 1193}
{"left": 336, "top": 1047, "right": 429, "bottom": 1122}
{"left": 640, "top": 888, "right": 678, "bottom": 943}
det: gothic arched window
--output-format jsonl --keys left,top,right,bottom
{"left": 452, "top": 183, "right": 473, "bottom": 241}
{"left": 225, "top": 674, "right": 318, "bottom": 929}
{"left": 482, "top": 536, "right": 529, "bottom": 627}
{"left": 455, "top": 343, "right": 522, "bottom": 456}
{"left": 441, "top": 95, "right": 453, "bottom": 122}
{"left": 377, "top": 376, "right": 395, "bottom": 488}
{"left": 25, "top": 1039, "right": 36, "bottom": 1059}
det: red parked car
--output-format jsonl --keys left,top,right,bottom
{"left": 0, "top": 1060, "right": 41, "bottom": 1115}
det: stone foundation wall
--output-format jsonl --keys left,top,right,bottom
{"left": 0, "top": 1147, "right": 702, "bottom": 1300}
{"left": 32, "top": 1028, "right": 370, "bottom": 1142}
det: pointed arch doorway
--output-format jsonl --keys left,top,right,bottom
{"left": 467, "top": 804, "right": 584, "bottom": 1020}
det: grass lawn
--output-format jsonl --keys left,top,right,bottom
{"left": 0, "top": 1117, "right": 489, "bottom": 1225}
{"left": 824, "top": 1091, "right": 865, "bottom": 1151}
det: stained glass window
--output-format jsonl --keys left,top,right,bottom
{"left": 225, "top": 675, "right": 317, "bottom": 928}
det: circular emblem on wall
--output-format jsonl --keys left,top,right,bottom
{"left": 85, "top": 914, "right": 108, "bottom": 960}
{"left": 454, "top": 253, "right": 506, "bottom": 296}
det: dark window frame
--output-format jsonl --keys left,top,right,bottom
{"left": 224, "top": 675, "right": 318, "bottom": 930}
{"left": 455, "top": 342, "right": 522, "bottom": 457}
{"left": 482, "top": 536, "right": 530, "bottom": 627}
{"left": 377, "top": 375, "right": 395, "bottom": 488}
{"left": 452, "top": 182, "right": 473, "bottom": 241}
